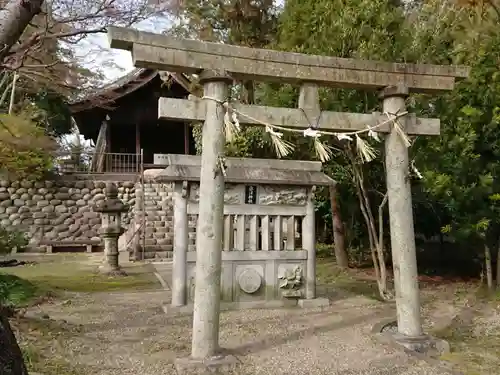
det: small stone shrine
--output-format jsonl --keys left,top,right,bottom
{"left": 152, "top": 154, "right": 334, "bottom": 309}
{"left": 94, "top": 182, "right": 129, "bottom": 275}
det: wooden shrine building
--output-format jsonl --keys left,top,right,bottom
{"left": 69, "top": 69, "right": 195, "bottom": 173}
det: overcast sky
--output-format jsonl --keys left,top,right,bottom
{"left": 75, "top": 0, "right": 284, "bottom": 84}
{"left": 74, "top": 16, "right": 173, "bottom": 83}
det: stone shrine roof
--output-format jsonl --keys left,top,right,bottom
{"left": 150, "top": 154, "right": 335, "bottom": 186}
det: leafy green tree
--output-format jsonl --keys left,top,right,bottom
{"left": 414, "top": 15, "right": 500, "bottom": 286}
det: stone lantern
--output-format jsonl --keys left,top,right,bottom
{"left": 94, "top": 182, "right": 129, "bottom": 275}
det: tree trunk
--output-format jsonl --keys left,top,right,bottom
{"left": 485, "top": 244, "right": 493, "bottom": 290}
{"left": 0, "top": 0, "right": 45, "bottom": 63}
{"left": 0, "top": 308, "right": 29, "bottom": 375}
{"left": 0, "top": 2, "right": 45, "bottom": 373}
{"left": 242, "top": 81, "right": 255, "bottom": 104}
{"left": 496, "top": 240, "right": 500, "bottom": 289}
{"left": 329, "top": 184, "right": 348, "bottom": 268}
{"left": 350, "top": 156, "right": 392, "bottom": 301}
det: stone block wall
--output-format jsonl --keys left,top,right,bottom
{"left": 0, "top": 179, "right": 136, "bottom": 243}
{"left": 137, "top": 182, "right": 175, "bottom": 259}
{"left": 0, "top": 178, "right": 178, "bottom": 257}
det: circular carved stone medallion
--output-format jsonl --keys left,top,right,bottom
{"left": 238, "top": 268, "right": 262, "bottom": 294}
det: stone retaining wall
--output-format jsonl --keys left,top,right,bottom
{"left": 0, "top": 179, "right": 136, "bottom": 243}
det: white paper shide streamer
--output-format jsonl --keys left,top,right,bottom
{"left": 201, "top": 96, "right": 418, "bottom": 170}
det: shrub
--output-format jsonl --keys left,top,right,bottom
{"left": 0, "top": 226, "right": 29, "bottom": 255}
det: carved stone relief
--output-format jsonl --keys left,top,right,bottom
{"left": 188, "top": 183, "right": 241, "bottom": 204}
{"left": 278, "top": 265, "right": 303, "bottom": 298}
{"left": 238, "top": 268, "right": 262, "bottom": 294}
{"left": 258, "top": 185, "right": 307, "bottom": 205}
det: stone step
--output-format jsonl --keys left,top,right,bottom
{"left": 142, "top": 250, "right": 173, "bottom": 259}
{"left": 144, "top": 219, "right": 172, "bottom": 224}
{"left": 144, "top": 226, "right": 170, "bottom": 234}
{"left": 144, "top": 198, "right": 160, "bottom": 203}
{"left": 144, "top": 244, "right": 174, "bottom": 251}
{"left": 145, "top": 238, "right": 173, "bottom": 246}
{"left": 146, "top": 223, "right": 174, "bottom": 233}
{"left": 153, "top": 220, "right": 168, "bottom": 227}
{"left": 144, "top": 202, "right": 168, "bottom": 208}
{"left": 153, "top": 251, "right": 173, "bottom": 259}
{"left": 145, "top": 206, "right": 172, "bottom": 212}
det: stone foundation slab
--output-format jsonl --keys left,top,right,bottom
{"left": 372, "top": 319, "right": 450, "bottom": 357}
{"left": 163, "top": 297, "right": 329, "bottom": 317}
{"left": 175, "top": 353, "right": 240, "bottom": 375}
{"left": 297, "top": 297, "right": 330, "bottom": 308}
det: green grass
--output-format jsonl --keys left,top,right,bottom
{"left": 0, "top": 273, "right": 39, "bottom": 306}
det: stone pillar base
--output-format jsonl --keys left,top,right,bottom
{"left": 389, "top": 332, "right": 450, "bottom": 356}
{"left": 118, "top": 250, "right": 131, "bottom": 264}
{"left": 175, "top": 352, "right": 240, "bottom": 375}
{"left": 163, "top": 298, "right": 331, "bottom": 317}
{"left": 99, "top": 263, "right": 127, "bottom": 276}
{"left": 297, "top": 298, "right": 330, "bottom": 308}
{"left": 372, "top": 319, "right": 450, "bottom": 357}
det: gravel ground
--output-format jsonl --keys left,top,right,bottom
{"left": 27, "top": 285, "right": 456, "bottom": 375}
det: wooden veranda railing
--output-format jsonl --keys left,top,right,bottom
{"left": 55, "top": 152, "right": 141, "bottom": 174}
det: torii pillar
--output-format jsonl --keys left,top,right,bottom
{"left": 381, "top": 85, "right": 423, "bottom": 338}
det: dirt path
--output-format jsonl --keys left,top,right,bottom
{"left": 24, "top": 284, "right": 458, "bottom": 375}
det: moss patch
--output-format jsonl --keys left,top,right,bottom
{"left": 436, "top": 330, "right": 500, "bottom": 375}
{"left": 0, "top": 254, "right": 160, "bottom": 297}
{"left": 316, "top": 258, "right": 381, "bottom": 300}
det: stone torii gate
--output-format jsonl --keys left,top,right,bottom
{"left": 108, "top": 26, "right": 469, "bottom": 369}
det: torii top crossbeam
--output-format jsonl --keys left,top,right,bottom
{"left": 108, "top": 27, "right": 469, "bottom": 93}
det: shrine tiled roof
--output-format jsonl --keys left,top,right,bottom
{"left": 69, "top": 69, "right": 191, "bottom": 113}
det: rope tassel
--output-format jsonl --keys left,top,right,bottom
{"left": 393, "top": 119, "right": 412, "bottom": 147}
{"left": 384, "top": 112, "right": 411, "bottom": 147}
{"left": 266, "top": 126, "right": 294, "bottom": 158}
{"left": 355, "top": 134, "right": 377, "bottom": 163}
{"left": 223, "top": 103, "right": 241, "bottom": 143}
{"left": 313, "top": 137, "right": 333, "bottom": 162}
